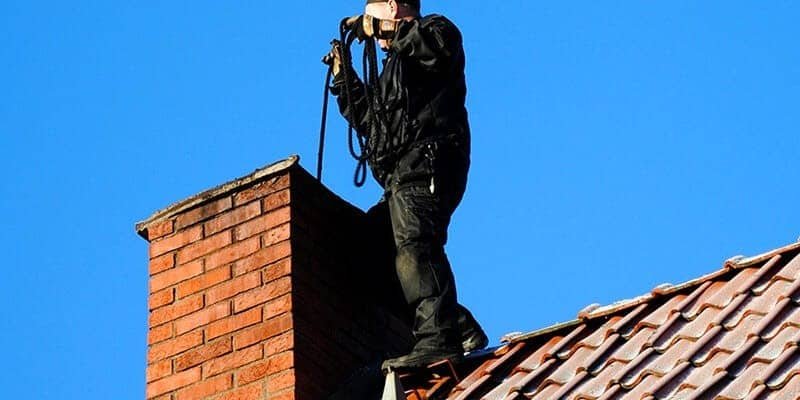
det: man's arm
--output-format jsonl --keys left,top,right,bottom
{"left": 390, "top": 15, "right": 463, "bottom": 73}
{"left": 331, "top": 64, "right": 371, "bottom": 137}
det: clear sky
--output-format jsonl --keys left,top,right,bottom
{"left": 1, "top": 1, "right": 798, "bottom": 398}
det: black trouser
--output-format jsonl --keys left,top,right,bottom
{"left": 366, "top": 139, "right": 470, "bottom": 351}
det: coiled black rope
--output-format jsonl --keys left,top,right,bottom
{"left": 318, "top": 18, "right": 392, "bottom": 187}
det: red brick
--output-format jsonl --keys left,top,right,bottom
{"left": 206, "top": 308, "right": 262, "bottom": 340}
{"left": 267, "top": 369, "right": 295, "bottom": 393}
{"left": 150, "top": 295, "right": 204, "bottom": 327}
{"left": 262, "top": 189, "right": 290, "bottom": 212}
{"left": 175, "top": 302, "right": 231, "bottom": 335}
{"left": 175, "top": 373, "right": 232, "bottom": 400}
{"left": 233, "top": 313, "right": 293, "bottom": 350}
{"left": 261, "top": 223, "right": 290, "bottom": 248}
{"left": 204, "top": 201, "right": 261, "bottom": 236}
{"left": 262, "top": 257, "right": 292, "bottom": 283}
{"left": 237, "top": 352, "right": 294, "bottom": 385}
{"left": 264, "top": 331, "right": 294, "bottom": 356}
{"left": 148, "top": 331, "right": 204, "bottom": 364}
{"left": 233, "top": 207, "right": 290, "bottom": 240}
{"left": 264, "top": 294, "right": 292, "bottom": 318}
{"left": 148, "top": 323, "right": 173, "bottom": 345}
{"left": 175, "top": 196, "right": 232, "bottom": 229}
{"left": 206, "top": 271, "right": 261, "bottom": 305}
{"left": 232, "top": 175, "right": 289, "bottom": 206}
{"left": 150, "top": 253, "right": 175, "bottom": 276}
{"left": 174, "top": 338, "right": 232, "bottom": 372}
{"left": 233, "top": 241, "right": 291, "bottom": 276}
{"left": 146, "top": 359, "right": 172, "bottom": 383}
{"left": 176, "top": 231, "right": 232, "bottom": 265}
{"left": 150, "top": 225, "right": 202, "bottom": 258}
{"left": 233, "top": 277, "right": 291, "bottom": 313}
{"left": 150, "top": 260, "right": 204, "bottom": 293}
{"left": 146, "top": 366, "right": 201, "bottom": 399}
{"left": 204, "top": 236, "right": 261, "bottom": 271}
{"left": 149, "top": 288, "right": 175, "bottom": 310}
{"left": 175, "top": 266, "right": 231, "bottom": 299}
{"left": 269, "top": 392, "right": 295, "bottom": 400}
{"left": 203, "top": 344, "right": 263, "bottom": 377}
{"left": 216, "top": 383, "right": 262, "bottom": 400}
{"left": 148, "top": 219, "right": 175, "bottom": 241}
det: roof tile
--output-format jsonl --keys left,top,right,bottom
{"left": 605, "top": 327, "right": 655, "bottom": 365}
{"left": 712, "top": 268, "right": 759, "bottom": 303}
{"left": 619, "top": 372, "right": 660, "bottom": 399}
{"left": 723, "top": 281, "right": 791, "bottom": 330}
{"left": 478, "top": 372, "right": 521, "bottom": 399}
{"left": 452, "top": 358, "right": 495, "bottom": 392}
{"left": 527, "top": 381, "right": 562, "bottom": 400}
{"left": 618, "top": 347, "right": 659, "bottom": 389}
{"left": 515, "top": 335, "right": 564, "bottom": 373}
{"left": 684, "top": 281, "right": 728, "bottom": 319}
{"left": 756, "top": 299, "right": 799, "bottom": 340}
{"left": 716, "top": 356, "right": 773, "bottom": 399}
{"left": 450, "top": 373, "right": 490, "bottom": 400}
{"left": 542, "top": 345, "right": 597, "bottom": 387}
{"left": 703, "top": 314, "right": 762, "bottom": 358}
{"left": 759, "top": 372, "right": 800, "bottom": 398}
{"left": 773, "top": 252, "right": 800, "bottom": 281}
{"left": 573, "top": 360, "right": 626, "bottom": 398}
{"left": 485, "top": 342, "right": 527, "bottom": 375}
{"left": 575, "top": 318, "right": 623, "bottom": 350}
{"left": 752, "top": 325, "right": 800, "bottom": 365}
{"left": 508, "top": 358, "right": 557, "bottom": 397}
{"left": 764, "top": 344, "right": 800, "bottom": 389}
{"left": 679, "top": 350, "right": 731, "bottom": 391}
{"left": 395, "top": 242, "right": 800, "bottom": 400}
{"left": 635, "top": 295, "right": 685, "bottom": 331}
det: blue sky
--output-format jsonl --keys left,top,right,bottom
{"left": 1, "top": 1, "right": 798, "bottom": 398}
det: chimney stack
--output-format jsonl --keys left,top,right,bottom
{"left": 137, "top": 156, "right": 412, "bottom": 400}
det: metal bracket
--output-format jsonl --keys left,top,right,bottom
{"left": 382, "top": 370, "right": 406, "bottom": 400}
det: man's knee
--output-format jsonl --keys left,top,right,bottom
{"left": 395, "top": 243, "right": 449, "bottom": 303}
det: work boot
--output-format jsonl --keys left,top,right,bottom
{"left": 381, "top": 342, "right": 464, "bottom": 372}
{"left": 459, "top": 306, "right": 489, "bottom": 353}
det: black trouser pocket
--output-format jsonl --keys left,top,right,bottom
{"left": 392, "top": 145, "right": 434, "bottom": 188}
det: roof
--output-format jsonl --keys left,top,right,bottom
{"left": 134, "top": 155, "right": 299, "bottom": 238}
{"left": 399, "top": 240, "right": 800, "bottom": 400}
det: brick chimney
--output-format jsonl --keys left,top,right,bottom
{"left": 136, "top": 156, "right": 412, "bottom": 400}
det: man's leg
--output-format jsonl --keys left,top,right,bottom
{"left": 422, "top": 142, "right": 488, "bottom": 353}
{"left": 381, "top": 141, "right": 488, "bottom": 370}
{"left": 383, "top": 183, "right": 463, "bottom": 370}
{"left": 365, "top": 196, "right": 487, "bottom": 353}
{"left": 363, "top": 198, "right": 407, "bottom": 319}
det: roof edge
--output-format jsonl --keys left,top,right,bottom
{"left": 503, "top": 239, "right": 800, "bottom": 344}
{"left": 502, "top": 318, "right": 583, "bottom": 344}
{"left": 724, "top": 241, "right": 800, "bottom": 269}
{"left": 135, "top": 155, "right": 300, "bottom": 239}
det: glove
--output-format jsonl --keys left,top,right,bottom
{"left": 346, "top": 14, "right": 399, "bottom": 41}
{"left": 322, "top": 41, "right": 344, "bottom": 76}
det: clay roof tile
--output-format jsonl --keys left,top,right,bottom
{"left": 395, "top": 241, "right": 800, "bottom": 400}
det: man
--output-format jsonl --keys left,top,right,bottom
{"left": 328, "top": 0, "right": 487, "bottom": 371}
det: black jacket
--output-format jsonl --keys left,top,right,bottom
{"left": 332, "top": 14, "right": 471, "bottom": 188}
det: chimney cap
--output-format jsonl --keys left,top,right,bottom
{"left": 134, "top": 155, "right": 299, "bottom": 239}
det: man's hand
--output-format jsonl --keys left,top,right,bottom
{"left": 331, "top": 43, "right": 343, "bottom": 76}
{"left": 322, "top": 41, "right": 344, "bottom": 76}
{"left": 345, "top": 14, "right": 399, "bottom": 41}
